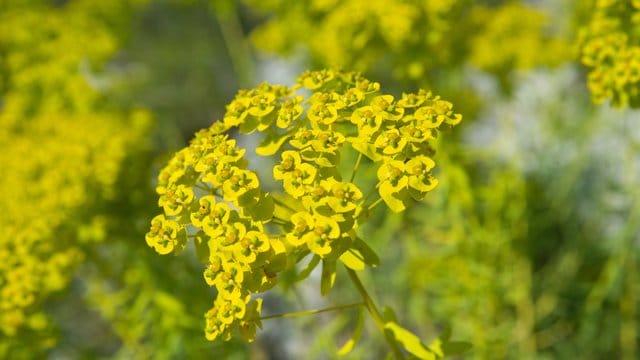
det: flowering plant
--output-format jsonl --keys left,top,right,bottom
{"left": 146, "top": 69, "right": 464, "bottom": 357}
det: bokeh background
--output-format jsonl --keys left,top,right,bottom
{"left": 1, "top": 0, "right": 639, "bottom": 358}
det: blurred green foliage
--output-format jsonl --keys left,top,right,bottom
{"left": 0, "top": 0, "right": 638, "bottom": 358}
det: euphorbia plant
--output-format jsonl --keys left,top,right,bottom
{"left": 146, "top": 69, "right": 465, "bottom": 358}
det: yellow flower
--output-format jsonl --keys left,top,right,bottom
{"left": 191, "top": 195, "right": 216, "bottom": 228}
{"left": 276, "top": 96, "right": 304, "bottom": 128}
{"left": 308, "top": 103, "right": 338, "bottom": 125}
{"left": 377, "top": 160, "right": 408, "bottom": 212}
{"left": 374, "top": 129, "right": 408, "bottom": 155}
{"left": 351, "top": 105, "right": 384, "bottom": 137}
{"left": 303, "top": 215, "right": 341, "bottom": 257}
{"left": 286, "top": 211, "right": 316, "bottom": 246}
{"left": 202, "top": 203, "right": 234, "bottom": 238}
{"left": 299, "top": 69, "right": 335, "bottom": 89}
{"left": 273, "top": 151, "right": 302, "bottom": 180}
{"left": 145, "top": 215, "right": 185, "bottom": 255}
{"left": 222, "top": 169, "right": 260, "bottom": 202}
{"left": 406, "top": 156, "right": 439, "bottom": 193}
{"left": 248, "top": 92, "right": 277, "bottom": 117}
{"left": 327, "top": 181, "right": 363, "bottom": 213}
{"left": 234, "top": 231, "right": 271, "bottom": 265}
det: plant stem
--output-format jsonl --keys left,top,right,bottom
{"left": 367, "top": 198, "right": 384, "bottom": 212}
{"left": 270, "top": 216, "right": 289, "bottom": 225}
{"left": 361, "top": 183, "right": 379, "bottom": 205}
{"left": 350, "top": 152, "right": 363, "bottom": 183}
{"left": 260, "top": 301, "right": 364, "bottom": 321}
{"left": 210, "top": 1, "right": 254, "bottom": 88}
{"left": 346, "top": 267, "right": 405, "bottom": 359}
{"left": 273, "top": 196, "right": 297, "bottom": 213}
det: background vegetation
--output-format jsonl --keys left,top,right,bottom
{"left": 1, "top": 0, "right": 638, "bottom": 358}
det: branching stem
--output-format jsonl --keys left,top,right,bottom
{"left": 260, "top": 301, "right": 364, "bottom": 321}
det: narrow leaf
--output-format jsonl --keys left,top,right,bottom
{"left": 339, "top": 249, "right": 366, "bottom": 270}
{"left": 296, "top": 254, "right": 321, "bottom": 282}
{"left": 349, "top": 140, "right": 382, "bottom": 161}
{"left": 352, "top": 237, "right": 380, "bottom": 267}
{"left": 246, "top": 192, "right": 274, "bottom": 222}
{"left": 321, "top": 259, "right": 337, "bottom": 295}
{"left": 256, "top": 130, "right": 292, "bottom": 156}
{"left": 427, "top": 337, "right": 444, "bottom": 358}
{"left": 337, "top": 308, "right": 365, "bottom": 356}
{"left": 384, "top": 321, "right": 436, "bottom": 360}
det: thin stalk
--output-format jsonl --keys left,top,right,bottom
{"left": 270, "top": 216, "right": 289, "bottom": 226}
{"left": 361, "top": 183, "right": 380, "bottom": 205}
{"left": 210, "top": 1, "right": 254, "bottom": 87}
{"left": 346, "top": 267, "right": 405, "bottom": 359}
{"left": 260, "top": 301, "right": 364, "bottom": 321}
{"left": 367, "top": 198, "right": 384, "bottom": 212}
{"left": 273, "top": 196, "right": 297, "bottom": 213}
{"left": 350, "top": 152, "right": 363, "bottom": 183}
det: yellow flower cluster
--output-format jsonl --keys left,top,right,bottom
{"left": 579, "top": 0, "right": 640, "bottom": 107}
{"left": 246, "top": 0, "right": 463, "bottom": 80}
{"left": 467, "top": 3, "right": 568, "bottom": 74}
{"left": 245, "top": 0, "right": 567, "bottom": 81}
{"left": 0, "top": 0, "right": 149, "bottom": 341}
{"left": 148, "top": 127, "right": 281, "bottom": 341}
{"left": 147, "top": 69, "right": 461, "bottom": 342}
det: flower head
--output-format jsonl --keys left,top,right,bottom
{"left": 147, "top": 69, "right": 461, "bottom": 342}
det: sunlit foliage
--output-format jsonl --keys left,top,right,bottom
{"left": 579, "top": 0, "right": 640, "bottom": 107}
{"left": 245, "top": 0, "right": 568, "bottom": 84}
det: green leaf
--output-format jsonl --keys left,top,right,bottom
{"left": 349, "top": 140, "right": 382, "bottom": 161}
{"left": 246, "top": 192, "right": 274, "bottom": 222}
{"left": 321, "top": 259, "right": 337, "bottom": 295}
{"left": 426, "top": 337, "right": 444, "bottom": 358}
{"left": 296, "top": 254, "right": 321, "bottom": 282}
{"left": 256, "top": 130, "right": 292, "bottom": 156}
{"left": 239, "top": 115, "right": 260, "bottom": 134}
{"left": 337, "top": 308, "right": 365, "bottom": 356}
{"left": 314, "top": 152, "right": 339, "bottom": 168}
{"left": 272, "top": 192, "right": 306, "bottom": 215}
{"left": 237, "top": 187, "right": 260, "bottom": 207}
{"left": 339, "top": 249, "right": 366, "bottom": 270}
{"left": 352, "top": 237, "right": 380, "bottom": 267}
{"left": 384, "top": 321, "right": 436, "bottom": 360}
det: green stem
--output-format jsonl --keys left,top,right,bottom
{"left": 273, "top": 196, "right": 297, "bottom": 213}
{"left": 271, "top": 216, "right": 289, "bottom": 225}
{"left": 350, "top": 152, "right": 363, "bottom": 183}
{"left": 210, "top": 1, "right": 254, "bottom": 87}
{"left": 260, "top": 301, "right": 364, "bottom": 321}
{"left": 367, "top": 198, "right": 384, "bottom": 212}
{"left": 361, "top": 183, "right": 379, "bottom": 205}
{"left": 346, "top": 267, "right": 405, "bottom": 359}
